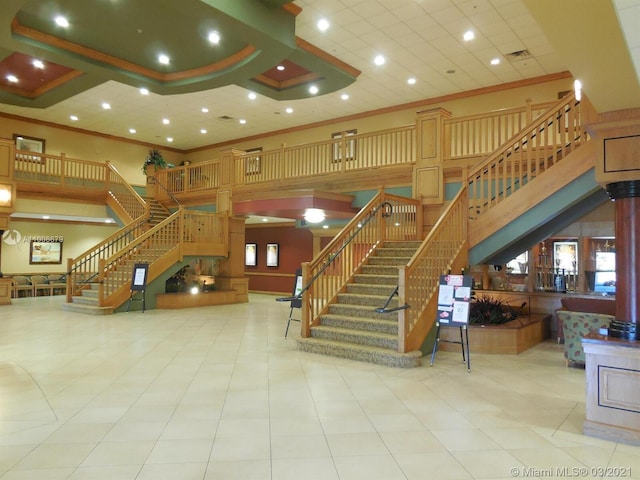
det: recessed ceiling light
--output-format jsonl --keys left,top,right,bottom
{"left": 101, "top": 102, "right": 111, "bottom": 110}
{"left": 341, "top": 93, "right": 349, "bottom": 100}
{"left": 201, "top": 107, "right": 209, "bottom": 113}
{"left": 490, "top": 58, "right": 500, "bottom": 66}
{"left": 309, "top": 85, "right": 319, "bottom": 94}
{"left": 285, "top": 107, "right": 293, "bottom": 114}
{"left": 323, "top": 224, "right": 329, "bottom": 229}
{"left": 167, "top": 137, "right": 173, "bottom": 142}
{"left": 262, "top": 218, "right": 268, "bottom": 222}
{"left": 105, "top": 219, "right": 114, "bottom": 223}
{"left": 407, "top": 77, "right": 416, "bottom": 85}
{"left": 140, "top": 87, "right": 149, "bottom": 95}
{"left": 317, "top": 18, "right": 330, "bottom": 31}
{"left": 54, "top": 15, "right": 69, "bottom": 28}
{"left": 158, "top": 53, "right": 170, "bottom": 65}
{"left": 208, "top": 30, "right": 220, "bottom": 44}
{"left": 162, "top": 118, "right": 170, "bottom": 125}
{"left": 69, "top": 115, "right": 78, "bottom": 121}
{"left": 200, "top": 128, "right": 207, "bottom": 134}
{"left": 248, "top": 92, "right": 257, "bottom": 100}
{"left": 239, "top": 119, "right": 247, "bottom": 124}
{"left": 6, "top": 74, "right": 18, "bottom": 83}
{"left": 129, "top": 128, "right": 136, "bottom": 134}
{"left": 463, "top": 30, "right": 474, "bottom": 41}
{"left": 42, "top": 215, "right": 50, "bottom": 220}
{"left": 276, "top": 65, "right": 285, "bottom": 71}
{"left": 374, "top": 54, "right": 386, "bottom": 66}
{"left": 32, "top": 59, "right": 45, "bottom": 69}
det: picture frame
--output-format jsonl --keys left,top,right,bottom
{"left": 13, "top": 134, "right": 46, "bottom": 162}
{"left": 30, "top": 240, "right": 63, "bottom": 265}
{"left": 332, "top": 129, "right": 357, "bottom": 162}
{"left": 553, "top": 241, "right": 578, "bottom": 273}
{"left": 245, "top": 243, "right": 257, "bottom": 266}
{"left": 266, "top": 243, "right": 279, "bottom": 267}
{"left": 245, "top": 147, "right": 262, "bottom": 176}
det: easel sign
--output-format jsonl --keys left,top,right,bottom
{"left": 127, "top": 263, "right": 149, "bottom": 312}
{"left": 437, "top": 274, "right": 472, "bottom": 326}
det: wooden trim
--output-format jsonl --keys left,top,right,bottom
{"left": 12, "top": 18, "right": 257, "bottom": 83}
{"left": 282, "top": 3, "right": 302, "bottom": 16}
{"left": 295, "top": 37, "right": 362, "bottom": 78}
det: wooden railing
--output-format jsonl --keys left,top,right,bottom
{"left": 14, "top": 150, "right": 108, "bottom": 191}
{"left": 300, "top": 191, "right": 421, "bottom": 337}
{"left": 444, "top": 101, "right": 556, "bottom": 161}
{"left": 233, "top": 125, "right": 416, "bottom": 186}
{"left": 66, "top": 216, "right": 151, "bottom": 301}
{"left": 467, "top": 92, "right": 585, "bottom": 216}
{"left": 106, "top": 163, "right": 148, "bottom": 223}
{"left": 155, "top": 161, "right": 220, "bottom": 196}
{"left": 398, "top": 186, "right": 468, "bottom": 352}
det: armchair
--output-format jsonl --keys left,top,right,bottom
{"left": 556, "top": 310, "right": 614, "bottom": 367}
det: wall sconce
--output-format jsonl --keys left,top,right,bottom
{"left": 304, "top": 208, "right": 325, "bottom": 224}
{"left": 0, "top": 184, "right": 13, "bottom": 207}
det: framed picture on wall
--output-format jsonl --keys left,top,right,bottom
{"left": 553, "top": 241, "right": 578, "bottom": 273}
{"left": 30, "top": 240, "right": 63, "bottom": 264}
{"left": 245, "top": 243, "right": 257, "bottom": 266}
{"left": 13, "top": 134, "right": 46, "bottom": 162}
{"left": 266, "top": 243, "right": 279, "bottom": 267}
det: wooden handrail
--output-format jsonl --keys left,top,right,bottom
{"left": 106, "top": 162, "right": 149, "bottom": 222}
{"left": 300, "top": 190, "right": 420, "bottom": 337}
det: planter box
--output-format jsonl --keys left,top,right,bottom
{"left": 438, "top": 313, "right": 551, "bottom": 354}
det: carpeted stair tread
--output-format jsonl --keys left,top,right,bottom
{"left": 352, "top": 274, "right": 397, "bottom": 285}
{"left": 297, "top": 337, "right": 422, "bottom": 368}
{"left": 319, "top": 313, "right": 398, "bottom": 334}
{"left": 337, "top": 292, "right": 396, "bottom": 308}
{"left": 345, "top": 283, "right": 397, "bottom": 296}
{"left": 328, "top": 303, "right": 397, "bottom": 320}
{"left": 310, "top": 325, "right": 398, "bottom": 349}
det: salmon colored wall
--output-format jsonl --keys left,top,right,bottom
{"left": 245, "top": 225, "right": 313, "bottom": 294}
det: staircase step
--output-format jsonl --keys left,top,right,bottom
{"left": 310, "top": 325, "right": 398, "bottom": 349}
{"left": 71, "top": 295, "right": 99, "bottom": 306}
{"left": 328, "top": 303, "right": 397, "bottom": 320}
{"left": 61, "top": 302, "right": 114, "bottom": 315}
{"left": 360, "top": 264, "right": 401, "bottom": 275}
{"left": 375, "top": 247, "right": 419, "bottom": 257}
{"left": 353, "top": 273, "right": 397, "bottom": 286}
{"left": 337, "top": 292, "right": 396, "bottom": 308}
{"left": 345, "top": 283, "right": 397, "bottom": 296}
{"left": 296, "top": 337, "right": 422, "bottom": 368}
{"left": 319, "top": 314, "right": 398, "bottom": 334}
{"left": 368, "top": 256, "right": 413, "bottom": 265}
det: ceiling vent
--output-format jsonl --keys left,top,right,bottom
{"left": 217, "top": 115, "right": 234, "bottom": 121}
{"left": 505, "top": 49, "right": 531, "bottom": 62}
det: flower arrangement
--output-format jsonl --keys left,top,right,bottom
{"left": 142, "top": 148, "right": 167, "bottom": 173}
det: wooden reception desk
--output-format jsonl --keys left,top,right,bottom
{"left": 582, "top": 333, "right": 640, "bottom": 445}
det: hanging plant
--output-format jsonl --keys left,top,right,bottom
{"left": 142, "top": 148, "right": 167, "bottom": 173}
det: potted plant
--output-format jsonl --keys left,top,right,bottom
{"left": 468, "top": 293, "right": 525, "bottom": 325}
{"left": 142, "top": 148, "right": 167, "bottom": 174}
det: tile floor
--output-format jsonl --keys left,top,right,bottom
{"left": 0, "top": 294, "right": 638, "bottom": 480}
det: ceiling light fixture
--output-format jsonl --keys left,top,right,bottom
{"left": 276, "top": 65, "right": 285, "bottom": 71}
{"left": 101, "top": 102, "right": 111, "bottom": 109}
{"left": 201, "top": 107, "right": 209, "bottom": 113}
{"left": 167, "top": 137, "right": 173, "bottom": 142}
{"left": 490, "top": 58, "right": 500, "bottom": 65}
{"left": 285, "top": 107, "right": 293, "bottom": 114}
{"left": 54, "top": 15, "right": 69, "bottom": 28}
{"left": 162, "top": 118, "right": 170, "bottom": 124}
{"left": 407, "top": 77, "right": 416, "bottom": 85}
{"left": 32, "top": 59, "right": 45, "bottom": 69}
{"left": 200, "top": 128, "right": 207, "bottom": 134}
{"left": 317, "top": 18, "right": 330, "bottom": 31}
{"left": 248, "top": 92, "right": 257, "bottom": 100}
{"left": 140, "top": 88, "right": 149, "bottom": 95}
{"left": 208, "top": 30, "right": 220, "bottom": 44}
{"left": 309, "top": 85, "right": 319, "bottom": 94}
{"left": 374, "top": 55, "right": 386, "bottom": 66}
{"left": 463, "top": 30, "right": 474, "bottom": 41}
{"left": 341, "top": 93, "right": 349, "bottom": 100}
{"left": 70, "top": 115, "right": 78, "bottom": 121}
{"left": 158, "top": 53, "right": 170, "bottom": 65}
{"left": 6, "top": 74, "right": 18, "bottom": 83}
{"left": 129, "top": 128, "right": 136, "bottom": 134}
{"left": 239, "top": 119, "right": 247, "bottom": 124}
{"left": 304, "top": 208, "right": 325, "bottom": 224}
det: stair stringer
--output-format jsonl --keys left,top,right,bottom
{"left": 468, "top": 139, "right": 601, "bottom": 265}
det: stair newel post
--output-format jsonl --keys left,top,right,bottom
{"left": 98, "top": 258, "right": 106, "bottom": 307}
{"left": 300, "top": 262, "right": 311, "bottom": 337}
{"left": 66, "top": 257, "right": 73, "bottom": 303}
{"left": 397, "top": 265, "right": 408, "bottom": 353}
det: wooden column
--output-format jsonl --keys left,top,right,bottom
{"left": 606, "top": 181, "right": 640, "bottom": 340}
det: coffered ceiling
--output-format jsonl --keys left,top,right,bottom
{"left": 0, "top": 0, "right": 638, "bottom": 152}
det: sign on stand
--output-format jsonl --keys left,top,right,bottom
{"left": 431, "top": 274, "right": 473, "bottom": 370}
